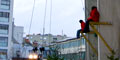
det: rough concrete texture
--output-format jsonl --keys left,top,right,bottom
{"left": 85, "top": 0, "right": 120, "bottom": 60}
{"left": 85, "top": 0, "right": 98, "bottom": 60}
{"left": 99, "top": 0, "right": 120, "bottom": 60}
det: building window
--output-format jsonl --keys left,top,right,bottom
{"left": 44, "top": 37, "right": 47, "bottom": 40}
{"left": 0, "top": 49, "right": 7, "bottom": 60}
{"left": 0, "top": 24, "right": 9, "bottom": 35}
{"left": 0, "top": 0, "right": 10, "bottom": 10}
{"left": 53, "top": 38, "right": 57, "bottom": 41}
{"left": 0, "top": 37, "right": 8, "bottom": 47}
{"left": 0, "top": 12, "right": 9, "bottom": 23}
{"left": 82, "top": 38, "right": 85, "bottom": 45}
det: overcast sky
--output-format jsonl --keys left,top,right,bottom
{"left": 13, "top": 0, "right": 85, "bottom": 37}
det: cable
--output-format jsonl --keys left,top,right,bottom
{"left": 28, "top": 0, "right": 36, "bottom": 34}
{"left": 80, "top": 0, "right": 90, "bottom": 21}
{"left": 42, "top": 0, "right": 48, "bottom": 44}
{"left": 48, "top": 0, "right": 52, "bottom": 45}
{"left": 49, "top": 0, "right": 52, "bottom": 34}
{"left": 80, "top": 0, "right": 84, "bottom": 10}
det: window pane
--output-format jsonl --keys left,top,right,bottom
{"left": 0, "top": 0, "right": 10, "bottom": 10}
{"left": 0, "top": 12, "right": 9, "bottom": 23}
{"left": 0, "top": 24, "right": 9, "bottom": 35}
{"left": 0, "top": 12, "right": 9, "bottom": 18}
{"left": 0, "top": 17, "right": 9, "bottom": 22}
{"left": 0, "top": 49, "right": 7, "bottom": 60}
{"left": 0, "top": 37, "right": 8, "bottom": 47}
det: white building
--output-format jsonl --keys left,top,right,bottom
{"left": 20, "top": 34, "right": 68, "bottom": 58}
{"left": 26, "top": 34, "right": 68, "bottom": 46}
{"left": 12, "top": 26, "right": 24, "bottom": 58}
{"left": 13, "top": 26, "right": 24, "bottom": 44}
{"left": 21, "top": 45, "right": 34, "bottom": 58}
{"left": 0, "top": 0, "right": 13, "bottom": 60}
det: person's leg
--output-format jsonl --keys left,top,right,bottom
{"left": 84, "top": 20, "right": 89, "bottom": 32}
{"left": 77, "top": 29, "right": 81, "bottom": 38}
{"left": 84, "top": 20, "right": 93, "bottom": 32}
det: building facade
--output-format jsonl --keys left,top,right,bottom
{"left": 20, "top": 34, "right": 68, "bottom": 59}
{"left": 13, "top": 26, "right": 24, "bottom": 44}
{"left": 0, "top": 0, "right": 13, "bottom": 60}
{"left": 12, "top": 26, "right": 24, "bottom": 58}
{"left": 26, "top": 34, "right": 68, "bottom": 46}
{"left": 56, "top": 38, "right": 86, "bottom": 60}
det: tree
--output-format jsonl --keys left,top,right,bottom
{"left": 107, "top": 50, "right": 119, "bottom": 60}
{"left": 47, "top": 46, "right": 64, "bottom": 60}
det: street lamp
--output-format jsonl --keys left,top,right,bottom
{"left": 29, "top": 54, "right": 38, "bottom": 59}
{"left": 29, "top": 54, "right": 33, "bottom": 59}
{"left": 33, "top": 54, "right": 38, "bottom": 59}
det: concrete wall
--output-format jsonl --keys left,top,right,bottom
{"left": 12, "top": 26, "right": 24, "bottom": 58}
{"left": 85, "top": 0, "right": 120, "bottom": 60}
{"left": 8, "top": 0, "right": 14, "bottom": 59}
{"left": 85, "top": 0, "right": 98, "bottom": 60}
{"left": 13, "top": 26, "right": 24, "bottom": 44}
{"left": 99, "top": 0, "right": 120, "bottom": 60}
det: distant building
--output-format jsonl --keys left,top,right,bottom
{"left": 20, "top": 34, "right": 68, "bottom": 59}
{"left": 13, "top": 26, "right": 24, "bottom": 44}
{"left": 54, "top": 37, "right": 85, "bottom": 60}
{"left": 25, "top": 34, "right": 68, "bottom": 46}
{"left": 0, "top": 0, "right": 14, "bottom": 60}
{"left": 12, "top": 25, "right": 24, "bottom": 58}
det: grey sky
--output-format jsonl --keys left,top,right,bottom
{"left": 13, "top": 0, "right": 85, "bottom": 37}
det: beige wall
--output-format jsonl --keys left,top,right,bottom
{"left": 85, "top": 0, "right": 120, "bottom": 60}
{"left": 99, "top": 0, "right": 120, "bottom": 60}
{"left": 85, "top": 0, "right": 98, "bottom": 60}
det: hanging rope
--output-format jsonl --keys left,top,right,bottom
{"left": 80, "top": 0, "right": 84, "bottom": 10}
{"left": 80, "top": 0, "right": 90, "bottom": 16}
{"left": 48, "top": 0, "right": 52, "bottom": 45}
{"left": 49, "top": 0, "right": 52, "bottom": 34}
{"left": 28, "top": 0, "right": 36, "bottom": 34}
{"left": 42, "top": 0, "right": 48, "bottom": 44}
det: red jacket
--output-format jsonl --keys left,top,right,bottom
{"left": 81, "top": 21, "right": 85, "bottom": 31}
{"left": 87, "top": 8, "right": 100, "bottom": 22}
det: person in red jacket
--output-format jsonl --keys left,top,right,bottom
{"left": 84, "top": 6, "right": 100, "bottom": 32}
{"left": 77, "top": 20, "right": 85, "bottom": 38}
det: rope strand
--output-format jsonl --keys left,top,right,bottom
{"left": 28, "top": 0, "right": 36, "bottom": 34}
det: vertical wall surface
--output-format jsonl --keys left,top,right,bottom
{"left": 99, "top": 0, "right": 120, "bottom": 60}
{"left": 85, "top": 0, "right": 98, "bottom": 60}
{"left": 85, "top": 0, "right": 120, "bottom": 60}
{"left": 8, "top": 0, "right": 14, "bottom": 59}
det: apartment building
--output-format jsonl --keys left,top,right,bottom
{"left": 0, "top": 0, "right": 13, "bottom": 60}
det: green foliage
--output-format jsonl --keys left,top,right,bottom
{"left": 47, "top": 54, "right": 64, "bottom": 60}
{"left": 47, "top": 46, "right": 64, "bottom": 60}
{"left": 107, "top": 50, "right": 119, "bottom": 60}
